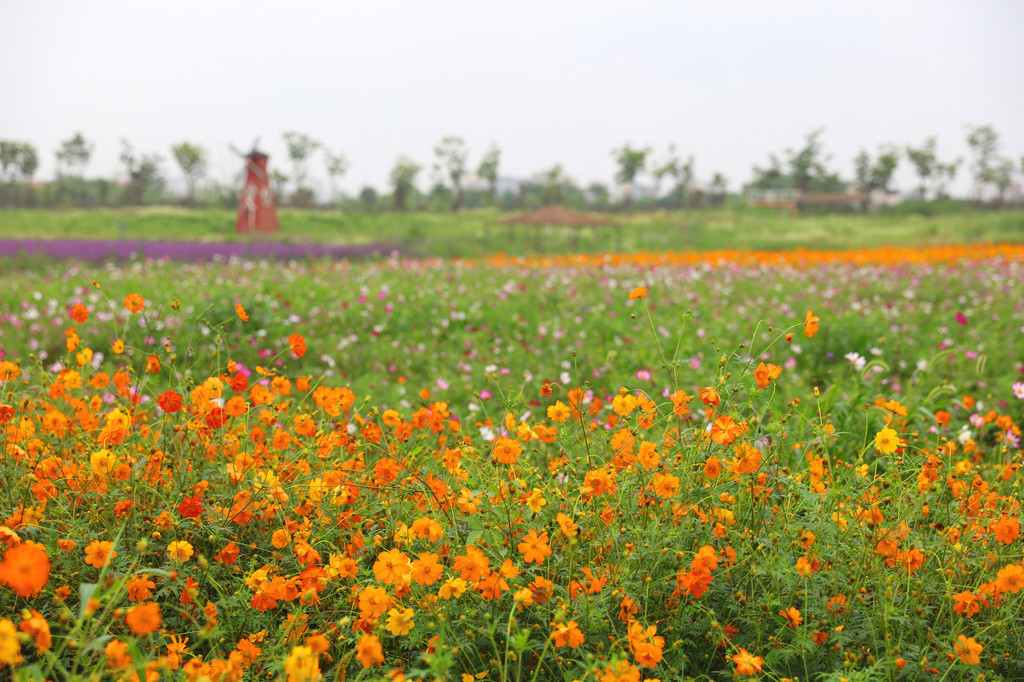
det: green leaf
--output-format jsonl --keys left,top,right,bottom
{"left": 78, "top": 582, "right": 98, "bottom": 620}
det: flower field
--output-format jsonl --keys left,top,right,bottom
{"left": 1, "top": 243, "right": 1023, "bottom": 681}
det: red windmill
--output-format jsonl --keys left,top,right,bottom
{"left": 233, "top": 141, "right": 280, "bottom": 234}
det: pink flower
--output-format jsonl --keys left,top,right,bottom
{"left": 955, "top": 312, "right": 968, "bottom": 325}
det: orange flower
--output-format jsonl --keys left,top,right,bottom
{"left": 452, "top": 545, "right": 490, "bottom": 582}
{"left": 753, "top": 362, "right": 782, "bottom": 389}
{"left": 492, "top": 437, "right": 522, "bottom": 465}
{"left": 992, "top": 516, "right": 1020, "bottom": 544}
{"left": 550, "top": 620, "right": 585, "bottom": 648}
{"left": 556, "top": 513, "right": 578, "bottom": 538}
{"left": 373, "top": 549, "right": 411, "bottom": 585}
{"left": 410, "top": 552, "right": 443, "bottom": 586}
{"left": 598, "top": 660, "right": 641, "bottom": 682}
{"left": 235, "top": 304, "right": 249, "bottom": 322}
{"left": 126, "top": 601, "right": 162, "bottom": 636}
{"left": 804, "top": 309, "right": 819, "bottom": 338}
{"left": 710, "top": 415, "right": 744, "bottom": 446}
{"left": 71, "top": 304, "right": 89, "bottom": 324}
{"left": 518, "top": 530, "right": 551, "bottom": 565}
{"left": 356, "top": 632, "right": 384, "bottom": 668}
{"left": 995, "top": 563, "right": 1024, "bottom": 594}
{"left": 779, "top": 606, "right": 803, "bottom": 628}
{"left": 84, "top": 540, "right": 116, "bottom": 568}
{"left": 703, "top": 457, "right": 722, "bottom": 479}
{"left": 18, "top": 610, "right": 51, "bottom": 653}
{"left": 145, "top": 355, "right": 161, "bottom": 374}
{"left": 125, "top": 575, "right": 156, "bottom": 602}
{"left": 732, "top": 648, "right": 764, "bottom": 676}
{"left": 289, "top": 333, "right": 307, "bottom": 358}
{"left": 124, "top": 294, "right": 144, "bottom": 313}
{"left": 952, "top": 591, "right": 980, "bottom": 617}
{"left": 727, "top": 443, "right": 762, "bottom": 475}
{"left": 954, "top": 635, "right": 983, "bottom": 665}
{"left": 627, "top": 621, "right": 665, "bottom": 667}
{"left": 628, "top": 286, "right": 647, "bottom": 300}
{"left": 0, "top": 541, "right": 50, "bottom": 598}
{"left": 357, "top": 585, "right": 390, "bottom": 619}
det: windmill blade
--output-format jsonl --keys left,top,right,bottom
{"left": 229, "top": 143, "right": 268, "bottom": 180}
{"left": 246, "top": 160, "right": 268, "bottom": 181}
{"left": 250, "top": 137, "right": 260, "bottom": 154}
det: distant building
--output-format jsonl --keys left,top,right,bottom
{"left": 746, "top": 186, "right": 902, "bottom": 214}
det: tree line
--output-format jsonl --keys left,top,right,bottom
{"left": 0, "top": 125, "right": 1020, "bottom": 211}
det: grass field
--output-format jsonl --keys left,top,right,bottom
{"left": 1, "top": 243, "right": 1023, "bottom": 680}
{"left": 1, "top": 207, "right": 1023, "bottom": 258}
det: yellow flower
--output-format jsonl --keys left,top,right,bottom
{"left": 526, "top": 488, "right": 547, "bottom": 513}
{"left": 167, "top": 541, "right": 194, "bottom": 563}
{"left": 89, "top": 449, "right": 117, "bottom": 477}
{"left": 385, "top": 607, "right": 415, "bottom": 636}
{"left": 284, "top": 645, "right": 320, "bottom": 681}
{"left": 438, "top": 578, "right": 467, "bottom": 600}
{"left": 873, "top": 427, "right": 900, "bottom": 455}
{"left": 0, "top": 618, "right": 23, "bottom": 666}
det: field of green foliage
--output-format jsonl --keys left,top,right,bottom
{"left": 1, "top": 206, "right": 1023, "bottom": 257}
{"left": 0, "top": 243, "right": 1023, "bottom": 680}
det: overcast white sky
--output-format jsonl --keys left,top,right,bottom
{"left": 1, "top": 0, "right": 1022, "bottom": 197}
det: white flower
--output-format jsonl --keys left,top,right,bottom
{"left": 1013, "top": 381, "right": 1024, "bottom": 400}
{"left": 845, "top": 352, "right": 866, "bottom": 372}
{"left": 479, "top": 426, "right": 495, "bottom": 442}
{"left": 957, "top": 426, "right": 973, "bottom": 444}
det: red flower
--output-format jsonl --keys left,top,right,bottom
{"left": 289, "top": 334, "right": 307, "bottom": 358}
{"left": 158, "top": 391, "right": 183, "bottom": 413}
{"left": 71, "top": 304, "right": 89, "bottom": 324}
{"left": 205, "top": 407, "right": 226, "bottom": 429}
{"left": 178, "top": 496, "right": 204, "bottom": 519}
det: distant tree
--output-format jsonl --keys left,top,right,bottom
{"left": 477, "top": 143, "right": 501, "bottom": 205}
{"left": 427, "top": 167, "right": 452, "bottom": 211}
{"left": 119, "top": 139, "right": 163, "bottom": 204}
{"left": 271, "top": 169, "right": 289, "bottom": 201}
{"left": 359, "top": 186, "right": 378, "bottom": 212}
{"left": 906, "top": 137, "right": 938, "bottom": 199}
{"left": 323, "top": 149, "right": 350, "bottom": 206}
{"left": 709, "top": 172, "right": 728, "bottom": 207}
{"left": 854, "top": 145, "right": 900, "bottom": 194}
{"left": 668, "top": 153, "right": 695, "bottom": 208}
{"left": 282, "top": 131, "right": 320, "bottom": 199}
{"left": 432, "top": 136, "right": 469, "bottom": 212}
{"left": 55, "top": 132, "right": 93, "bottom": 178}
{"left": 652, "top": 146, "right": 682, "bottom": 207}
{"left": 992, "top": 157, "right": 1014, "bottom": 206}
{"left": 542, "top": 165, "right": 565, "bottom": 205}
{"left": 611, "top": 144, "right": 650, "bottom": 211}
{"left": 586, "top": 182, "right": 610, "bottom": 209}
{"left": 786, "top": 128, "right": 832, "bottom": 192}
{"left": 934, "top": 159, "right": 961, "bottom": 199}
{"left": 0, "top": 141, "right": 18, "bottom": 184}
{"left": 966, "top": 124, "right": 1000, "bottom": 201}
{"left": 390, "top": 156, "right": 421, "bottom": 211}
{"left": 16, "top": 143, "right": 38, "bottom": 182}
{"left": 750, "top": 153, "right": 786, "bottom": 191}
{"left": 170, "top": 142, "right": 208, "bottom": 203}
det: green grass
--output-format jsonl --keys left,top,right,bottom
{"left": 1, "top": 206, "right": 1022, "bottom": 257}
